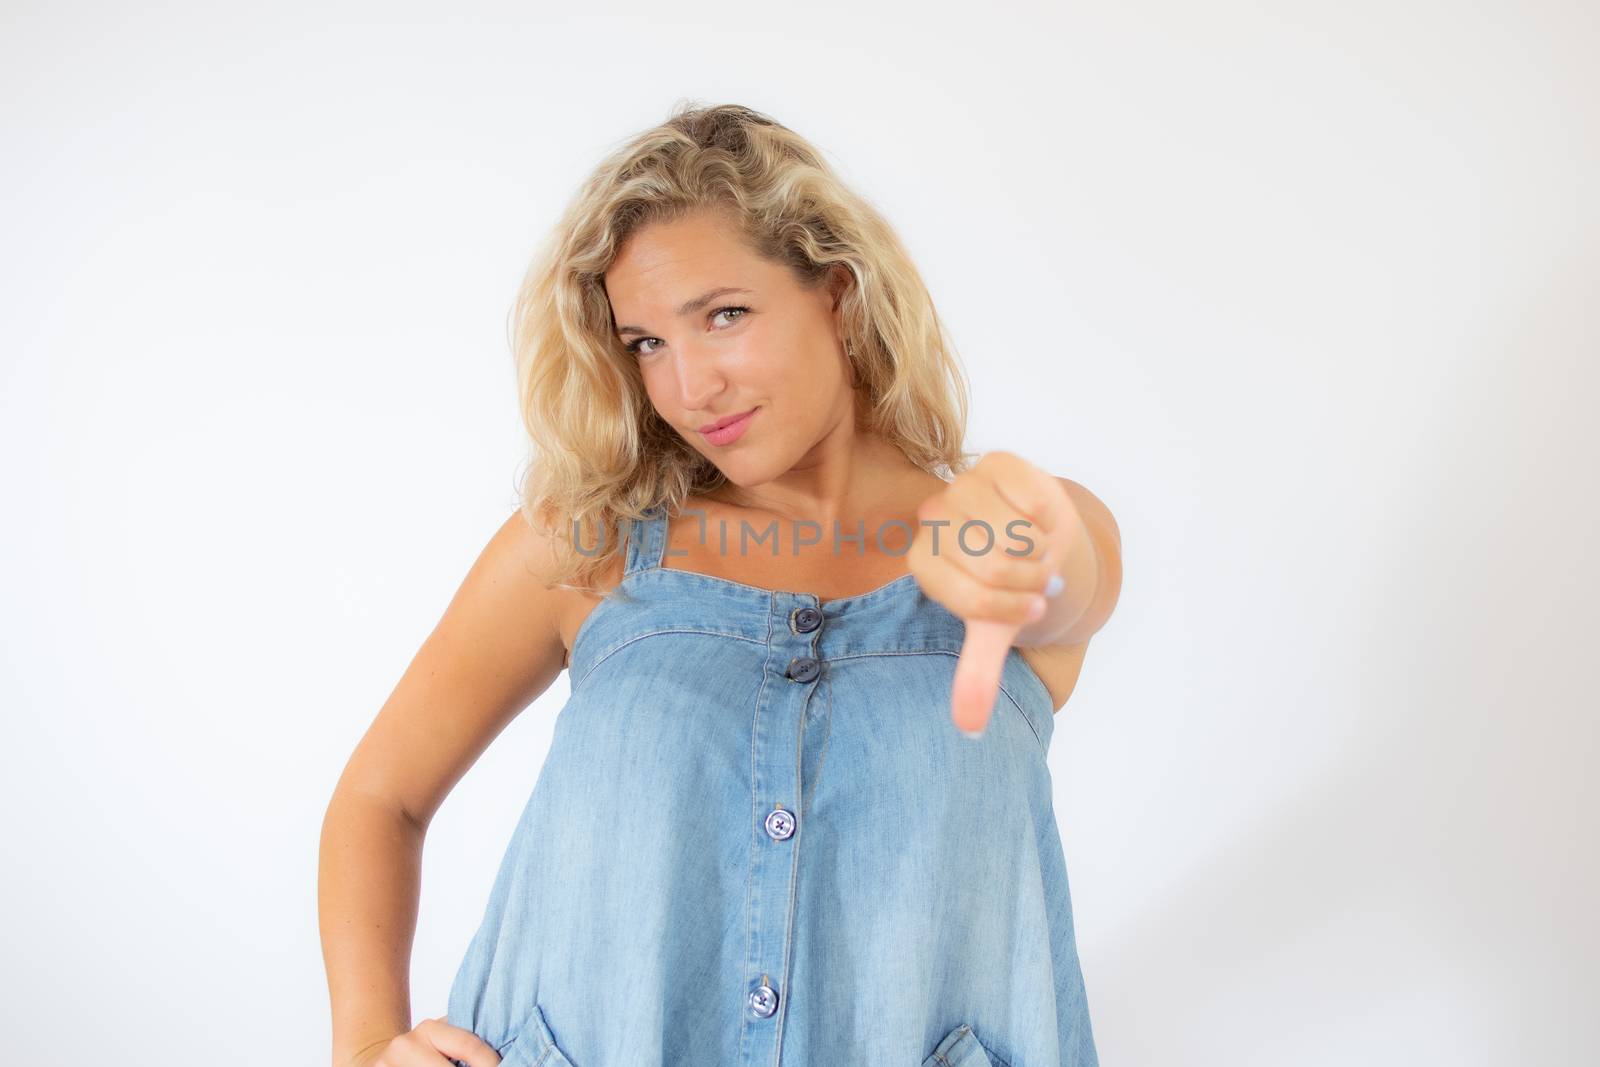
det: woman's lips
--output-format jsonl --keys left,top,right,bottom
{"left": 699, "top": 407, "right": 758, "bottom": 445}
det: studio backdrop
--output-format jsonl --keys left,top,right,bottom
{"left": 1, "top": 3, "right": 1593, "bottom": 1065}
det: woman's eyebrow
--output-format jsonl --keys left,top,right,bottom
{"left": 616, "top": 287, "right": 753, "bottom": 337}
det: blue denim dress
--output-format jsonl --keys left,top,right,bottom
{"left": 446, "top": 504, "right": 1098, "bottom": 1066}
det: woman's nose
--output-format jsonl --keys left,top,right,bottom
{"left": 673, "top": 346, "right": 728, "bottom": 410}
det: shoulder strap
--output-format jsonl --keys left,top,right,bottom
{"left": 623, "top": 504, "right": 668, "bottom": 576}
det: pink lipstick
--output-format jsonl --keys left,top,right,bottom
{"left": 699, "top": 407, "right": 758, "bottom": 446}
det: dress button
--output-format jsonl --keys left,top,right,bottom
{"left": 786, "top": 656, "right": 821, "bottom": 683}
{"left": 748, "top": 982, "right": 780, "bottom": 1018}
{"left": 764, "top": 807, "right": 796, "bottom": 841}
{"left": 790, "top": 606, "right": 823, "bottom": 634}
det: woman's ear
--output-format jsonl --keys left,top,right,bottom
{"left": 825, "top": 262, "right": 853, "bottom": 312}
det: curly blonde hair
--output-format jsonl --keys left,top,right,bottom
{"left": 511, "top": 100, "right": 977, "bottom": 592}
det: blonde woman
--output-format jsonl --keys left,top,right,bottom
{"left": 320, "top": 102, "right": 1122, "bottom": 1067}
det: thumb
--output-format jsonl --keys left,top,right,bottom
{"left": 951, "top": 617, "right": 1018, "bottom": 736}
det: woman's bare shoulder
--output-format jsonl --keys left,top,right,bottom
{"left": 540, "top": 511, "right": 629, "bottom": 667}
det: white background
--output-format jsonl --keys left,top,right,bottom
{"left": 3, "top": 2, "right": 1594, "bottom": 1064}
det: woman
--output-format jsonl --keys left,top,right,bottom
{"left": 320, "top": 103, "right": 1122, "bottom": 1067}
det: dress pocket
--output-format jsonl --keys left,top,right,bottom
{"left": 921, "top": 1022, "right": 998, "bottom": 1067}
{"left": 494, "top": 1002, "right": 578, "bottom": 1067}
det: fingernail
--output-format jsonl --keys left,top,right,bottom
{"left": 1025, "top": 595, "right": 1047, "bottom": 621}
{"left": 1044, "top": 574, "right": 1064, "bottom": 598}
{"left": 960, "top": 726, "right": 985, "bottom": 739}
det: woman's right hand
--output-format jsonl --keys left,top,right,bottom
{"left": 343, "top": 1016, "right": 502, "bottom": 1067}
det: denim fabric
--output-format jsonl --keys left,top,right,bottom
{"left": 446, "top": 504, "right": 1098, "bottom": 1066}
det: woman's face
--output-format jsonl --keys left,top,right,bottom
{"left": 603, "top": 208, "right": 854, "bottom": 489}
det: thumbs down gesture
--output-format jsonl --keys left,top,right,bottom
{"left": 910, "top": 452, "right": 1088, "bottom": 737}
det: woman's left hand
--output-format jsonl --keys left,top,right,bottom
{"left": 910, "top": 451, "right": 1078, "bottom": 736}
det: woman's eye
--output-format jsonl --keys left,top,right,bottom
{"left": 625, "top": 306, "right": 749, "bottom": 357}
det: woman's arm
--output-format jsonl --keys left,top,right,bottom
{"left": 318, "top": 508, "right": 571, "bottom": 1064}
